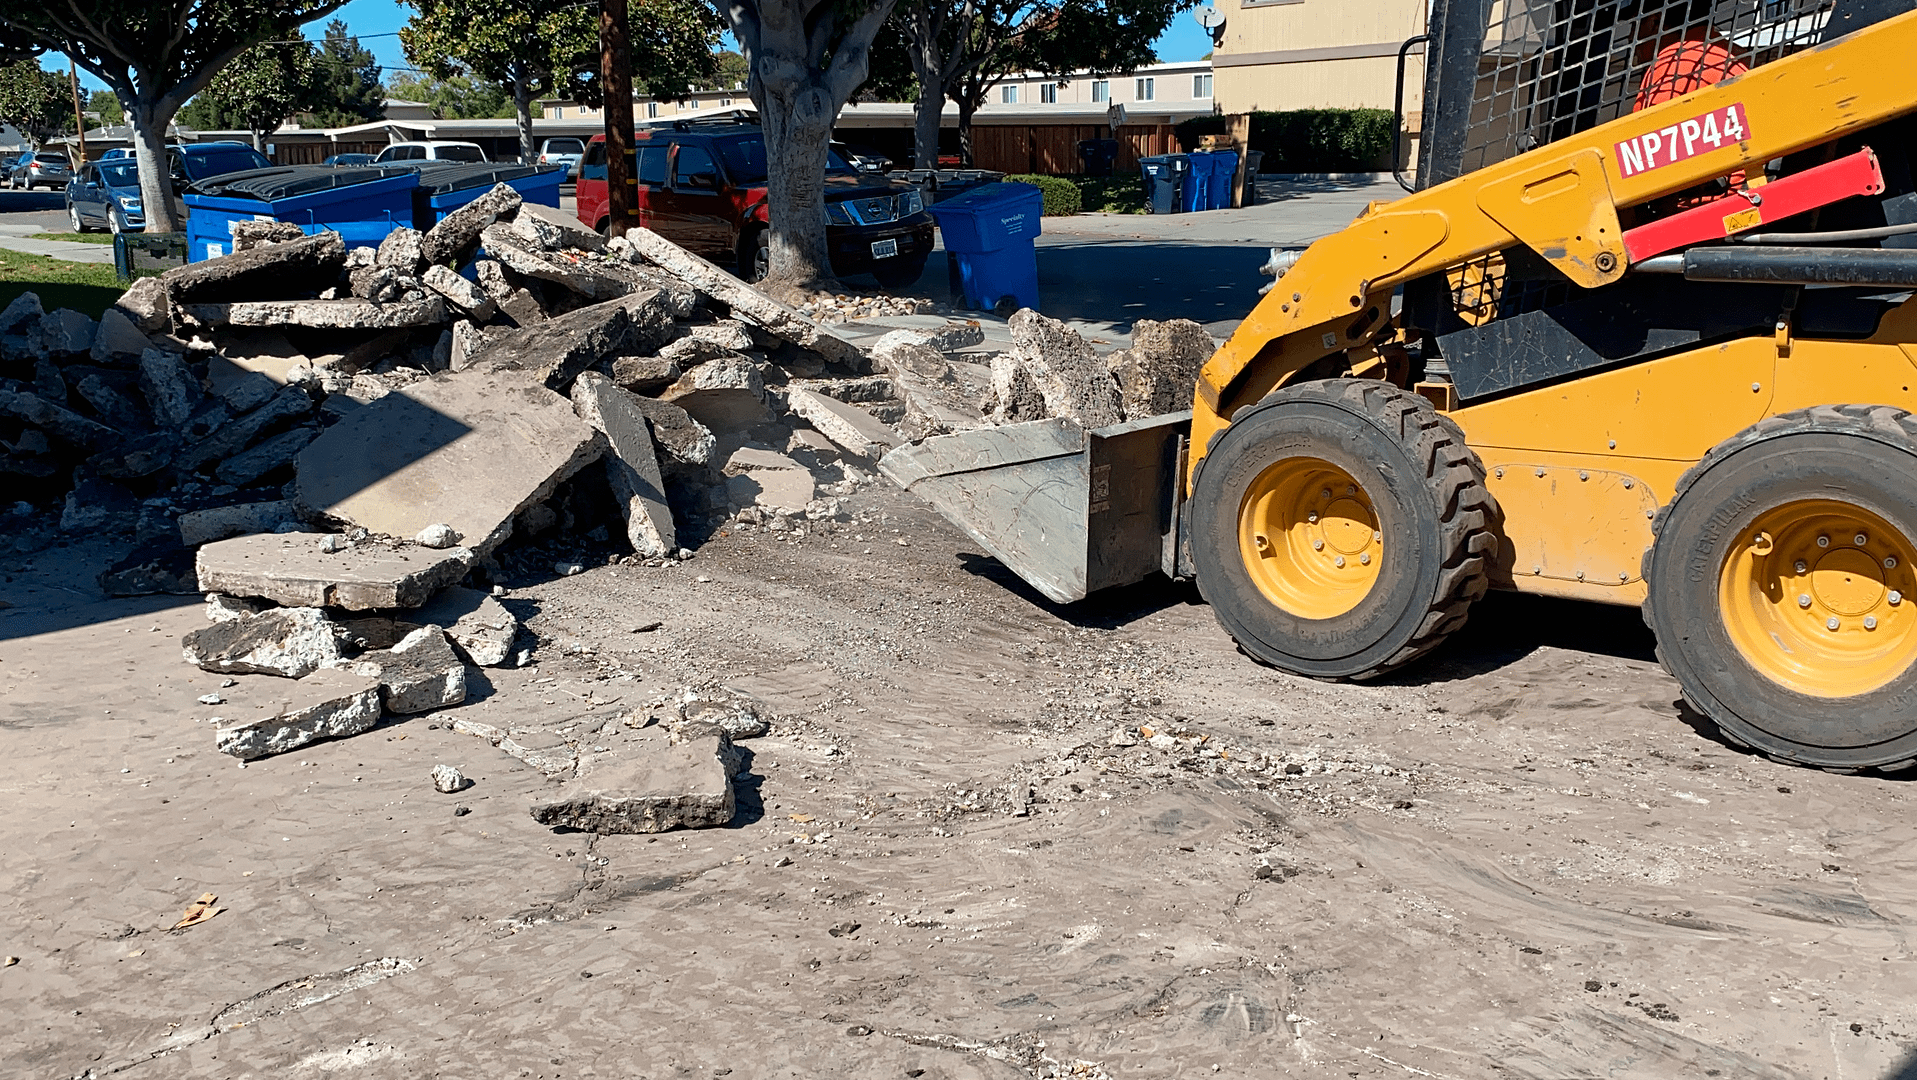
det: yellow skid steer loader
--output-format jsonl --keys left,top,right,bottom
{"left": 884, "top": 0, "right": 1917, "bottom": 772}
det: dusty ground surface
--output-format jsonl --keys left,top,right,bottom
{"left": 5, "top": 482, "right": 1917, "bottom": 1080}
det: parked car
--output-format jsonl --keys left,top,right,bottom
{"left": 99, "top": 148, "right": 132, "bottom": 160}
{"left": 167, "top": 142, "right": 273, "bottom": 191}
{"left": 322, "top": 152, "right": 376, "bottom": 166}
{"left": 7, "top": 150, "right": 72, "bottom": 190}
{"left": 372, "top": 141, "right": 487, "bottom": 164}
{"left": 64, "top": 158, "right": 144, "bottom": 233}
{"left": 537, "top": 137, "right": 585, "bottom": 180}
{"left": 574, "top": 123, "right": 934, "bottom": 288}
{"left": 833, "top": 141, "right": 892, "bottom": 174}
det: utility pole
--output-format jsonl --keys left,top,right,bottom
{"left": 68, "top": 59, "right": 88, "bottom": 164}
{"left": 601, "top": 0, "right": 635, "bottom": 236}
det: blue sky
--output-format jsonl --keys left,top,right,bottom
{"left": 66, "top": 0, "right": 1214, "bottom": 94}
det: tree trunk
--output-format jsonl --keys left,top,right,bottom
{"left": 756, "top": 77, "right": 836, "bottom": 296}
{"left": 128, "top": 103, "right": 181, "bottom": 233}
{"left": 513, "top": 63, "right": 535, "bottom": 165}
{"left": 956, "top": 96, "right": 976, "bottom": 167}
{"left": 911, "top": 77, "right": 943, "bottom": 169}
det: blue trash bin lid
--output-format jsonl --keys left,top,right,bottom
{"left": 185, "top": 164, "right": 417, "bottom": 200}
{"left": 405, "top": 162, "right": 558, "bottom": 195}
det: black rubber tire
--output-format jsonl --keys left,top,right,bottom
{"left": 1644, "top": 404, "right": 1917, "bottom": 771}
{"left": 1189, "top": 379, "right": 1499, "bottom": 680}
{"left": 738, "top": 227, "right": 769, "bottom": 284}
{"left": 872, "top": 255, "right": 928, "bottom": 290}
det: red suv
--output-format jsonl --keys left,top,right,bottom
{"left": 576, "top": 123, "right": 935, "bottom": 288}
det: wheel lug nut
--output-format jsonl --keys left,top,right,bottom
{"left": 1888, "top": 557, "right": 1900, "bottom": 570}
{"left": 1794, "top": 560, "right": 1808, "bottom": 574}
{"left": 1827, "top": 617, "right": 1841, "bottom": 631}
{"left": 1307, "top": 512, "right": 1318, "bottom": 523}
{"left": 1856, "top": 533, "right": 1869, "bottom": 546}
{"left": 1891, "top": 590, "right": 1904, "bottom": 606}
{"left": 1346, "top": 485, "right": 1355, "bottom": 495}
{"left": 1312, "top": 539, "right": 1324, "bottom": 551}
{"left": 1798, "top": 594, "right": 1812, "bottom": 608}
{"left": 1373, "top": 530, "right": 1382, "bottom": 542}
{"left": 1253, "top": 533, "right": 1270, "bottom": 551}
{"left": 1866, "top": 616, "right": 1879, "bottom": 630}
{"left": 1334, "top": 556, "right": 1346, "bottom": 568}
{"left": 1360, "top": 553, "right": 1371, "bottom": 565}
{"left": 1818, "top": 535, "right": 1830, "bottom": 548}
{"left": 1320, "top": 488, "right": 1331, "bottom": 500}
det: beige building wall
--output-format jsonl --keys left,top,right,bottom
{"left": 1213, "top": 0, "right": 1428, "bottom": 117}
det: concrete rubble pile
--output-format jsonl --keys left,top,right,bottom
{"left": 980, "top": 310, "right": 1217, "bottom": 429}
{"left": 2, "top": 182, "right": 1002, "bottom": 831}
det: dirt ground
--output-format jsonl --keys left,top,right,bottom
{"left": 5, "top": 483, "right": 1917, "bottom": 1080}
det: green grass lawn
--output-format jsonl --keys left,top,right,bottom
{"left": 29, "top": 232, "right": 116, "bottom": 245}
{"left": 0, "top": 248, "right": 127, "bottom": 319}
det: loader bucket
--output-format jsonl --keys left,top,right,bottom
{"left": 878, "top": 412, "right": 1191, "bottom": 604}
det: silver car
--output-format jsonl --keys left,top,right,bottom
{"left": 7, "top": 151, "right": 71, "bottom": 190}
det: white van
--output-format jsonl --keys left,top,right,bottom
{"left": 372, "top": 141, "right": 488, "bottom": 164}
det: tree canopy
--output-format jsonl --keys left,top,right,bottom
{"left": 88, "top": 88, "right": 123, "bottom": 128}
{"left": 180, "top": 40, "right": 320, "bottom": 146}
{"left": 0, "top": 59, "right": 72, "bottom": 147}
{"left": 385, "top": 71, "right": 511, "bottom": 120}
{"left": 305, "top": 19, "right": 383, "bottom": 127}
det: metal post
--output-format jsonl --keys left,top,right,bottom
{"left": 68, "top": 60, "right": 88, "bottom": 164}
{"left": 601, "top": 0, "right": 636, "bottom": 236}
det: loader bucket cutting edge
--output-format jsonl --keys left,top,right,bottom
{"left": 878, "top": 412, "right": 1192, "bottom": 604}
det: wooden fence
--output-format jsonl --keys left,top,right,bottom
{"left": 270, "top": 141, "right": 388, "bottom": 165}
{"left": 969, "top": 124, "right": 1179, "bottom": 175}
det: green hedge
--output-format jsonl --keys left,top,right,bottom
{"left": 1175, "top": 108, "right": 1398, "bottom": 173}
{"left": 1006, "top": 174, "right": 1083, "bottom": 216}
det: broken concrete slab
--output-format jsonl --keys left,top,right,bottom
{"left": 0, "top": 389, "right": 120, "bottom": 450}
{"left": 214, "top": 667, "right": 383, "bottom": 760}
{"left": 421, "top": 264, "right": 496, "bottom": 321}
{"left": 341, "top": 625, "right": 467, "bottom": 714}
{"left": 182, "top": 606, "right": 342, "bottom": 678}
{"left": 623, "top": 226, "right": 863, "bottom": 367}
{"left": 684, "top": 320, "right": 756, "bottom": 352}
{"left": 60, "top": 477, "right": 137, "bottom": 532}
{"left": 1106, "top": 318, "right": 1213, "bottom": 419}
{"left": 0, "top": 291, "right": 41, "bottom": 336}
{"left": 448, "top": 319, "right": 485, "bottom": 370}
{"left": 205, "top": 330, "right": 310, "bottom": 387}
{"left": 38, "top": 309, "right": 97, "bottom": 356}
{"left": 347, "top": 264, "right": 403, "bottom": 303}
{"left": 414, "top": 586, "right": 518, "bottom": 666}
{"left": 99, "top": 541, "right": 199, "bottom": 596}
{"left": 72, "top": 373, "right": 149, "bottom": 433}
{"left": 996, "top": 309, "right": 1123, "bottom": 428}
{"left": 509, "top": 201, "right": 606, "bottom": 253}
{"left": 431, "top": 763, "right": 471, "bottom": 793}
{"left": 214, "top": 425, "right": 317, "bottom": 487}
{"left": 376, "top": 227, "right": 424, "bottom": 273}
{"left": 86, "top": 430, "right": 180, "bottom": 479}
{"left": 659, "top": 353, "right": 770, "bottom": 430}
{"left": 420, "top": 182, "right": 522, "bottom": 267}
{"left": 174, "top": 383, "right": 314, "bottom": 474}
{"left": 723, "top": 446, "right": 816, "bottom": 512}
{"left": 91, "top": 308, "right": 153, "bottom": 361}
{"left": 230, "top": 220, "right": 307, "bottom": 251}
{"left": 164, "top": 231, "right": 346, "bottom": 305}
{"left": 195, "top": 533, "right": 475, "bottom": 610}
{"left": 787, "top": 388, "right": 904, "bottom": 461}
{"left": 180, "top": 295, "right": 447, "bottom": 330}
{"left": 571, "top": 372, "right": 677, "bottom": 558}
{"left": 205, "top": 593, "right": 268, "bottom": 621}
{"left": 294, "top": 369, "right": 603, "bottom": 556}
{"left": 472, "top": 294, "right": 643, "bottom": 389}
{"left": 626, "top": 394, "right": 715, "bottom": 467}
{"left": 674, "top": 686, "right": 774, "bottom": 739}
{"left": 610, "top": 354, "right": 680, "bottom": 393}
{"left": 138, "top": 349, "right": 203, "bottom": 430}
{"left": 527, "top": 726, "right": 739, "bottom": 833}
{"left": 110, "top": 277, "right": 169, "bottom": 333}
{"left": 657, "top": 336, "right": 737, "bottom": 370}
{"left": 870, "top": 333, "right": 954, "bottom": 381}
{"left": 480, "top": 225, "right": 613, "bottom": 298}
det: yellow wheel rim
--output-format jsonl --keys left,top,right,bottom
{"left": 1238, "top": 457, "right": 1383, "bottom": 620}
{"left": 1719, "top": 500, "right": 1917, "bottom": 698}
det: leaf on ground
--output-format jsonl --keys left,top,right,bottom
{"left": 171, "top": 893, "right": 224, "bottom": 930}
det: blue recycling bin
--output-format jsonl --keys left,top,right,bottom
{"left": 1207, "top": 149, "right": 1240, "bottom": 210}
{"left": 1139, "top": 155, "right": 1187, "bottom": 215}
{"left": 407, "top": 162, "right": 564, "bottom": 229}
{"left": 1183, "top": 151, "right": 1220, "bottom": 212}
{"left": 183, "top": 165, "right": 420, "bottom": 261}
{"left": 926, "top": 181, "right": 1043, "bottom": 312}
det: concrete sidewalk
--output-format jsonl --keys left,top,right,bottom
{"left": 0, "top": 222, "right": 117, "bottom": 264}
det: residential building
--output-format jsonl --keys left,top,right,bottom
{"left": 1210, "top": 0, "right": 1426, "bottom": 115}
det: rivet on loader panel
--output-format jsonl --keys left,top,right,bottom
{"left": 883, "top": 0, "right": 1917, "bottom": 773}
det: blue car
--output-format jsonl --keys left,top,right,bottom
{"left": 65, "top": 158, "right": 145, "bottom": 233}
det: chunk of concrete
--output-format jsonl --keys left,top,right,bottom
{"left": 178, "top": 502, "right": 297, "bottom": 544}
{"left": 723, "top": 446, "right": 815, "bottom": 512}
{"left": 623, "top": 226, "right": 862, "bottom": 366}
{"left": 870, "top": 332, "right": 954, "bottom": 380}
{"left": 660, "top": 353, "right": 770, "bottom": 431}
{"left": 175, "top": 383, "right": 314, "bottom": 474}
{"left": 205, "top": 593, "right": 268, "bottom": 621}
{"left": 73, "top": 373, "right": 150, "bottom": 433}
{"left": 293, "top": 370, "right": 603, "bottom": 556}
{"left": 37, "top": 309, "right": 96, "bottom": 357}
{"left": 0, "top": 291, "right": 42, "bottom": 336}
{"left": 60, "top": 477, "right": 137, "bottom": 532}
{"left": 138, "top": 349, "right": 203, "bottom": 430}
{"left": 420, "top": 182, "right": 522, "bottom": 267}
{"left": 214, "top": 667, "right": 383, "bottom": 760}
{"left": 610, "top": 354, "right": 679, "bottom": 393}
{"left": 421, "top": 264, "right": 496, "bottom": 320}
{"left": 90, "top": 308, "right": 153, "bottom": 361}
{"left": 674, "top": 686, "right": 774, "bottom": 739}
{"left": 196, "top": 533, "right": 475, "bottom": 610}
{"left": 571, "top": 372, "right": 676, "bottom": 557}
{"left": 449, "top": 319, "right": 486, "bottom": 370}
{"left": 111, "top": 277, "right": 170, "bottom": 333}
{"left": 181, "top": 606, "right": 342, "bottom": 677}
{"left": 684, "top": 320, "right": 756, "bottom": 352}
{"left": 528, "top": 727, "right": 739, "bottom": 833}
{"left": 376, "top": 227, "right": 424, "bottom": 273}
{"left": 431, "top": 763, "right": 471, "bottom": 793}
{"left": 472, "top": 294, "right": 642, "bottom": 389}
{"left": 181, "top": 295, "right": 447, "bottom": 330}
{"left": 229, "top": 220, "right": 307, "bottom": 251}
{"left": 163, "top": 231, "right": 346, "bottom": 305}
{"left": 341, "top": 625, "right": 467, "bottom": 714}
{"left": 99, "top": 541, "right": 199, "bottom": 596}
{"left": 347, "top": 264, "right": 402, "bottom": 303}
{"left": 1106, "top": 318, "right": 1213, "bottom": 419}
{"left": 414, "top": 585, "right": 519, "bottom": 666}
{"left": 995, "top": 309, "right": 1123, "bottom": 427}
{"left": 787, "top": 388, "right": 904, "bottom": 461}
{"left": 626, "top": 394, "right": 714, "bottom": 467}
{"left": 0, "top": 389, "right": 120, "bottom": 450}
{"left": 480, "top": 225, "right": 614, "bottom": 298}
{"left": 508, "top": 201, "right": 606, "bottom": 252}
{"left": 86, "top": 430, "right": 180, "bottom": 480}
{"left": 214, "top": 424, "right": 317, "bottom": 487}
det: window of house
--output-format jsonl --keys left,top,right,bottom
{"left": 1193, "top": 74, "right": 1212, "bottom": 98}
{"left": 647, "top": 101, "right": 659, "bottom": 119}
{"left": 1001, "top": 84, "right": 1019, "bottom": 104}
{"left": 1091, "top": 80, "right": 1109, "bottom": 103}
{"left": 1135, "top": 77, "right": 1154, "bottom": 101}
{"left": 1040, "top": 83, "right": 1057, "bottom": 104}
